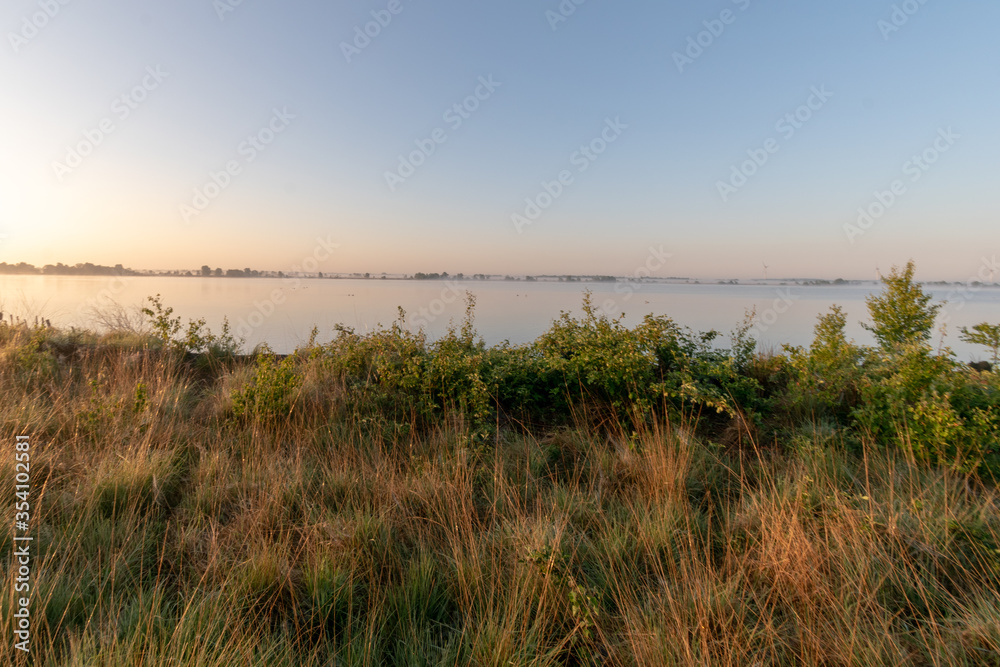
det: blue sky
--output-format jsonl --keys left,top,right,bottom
{"left": 1, "top": 0, "right": 997, "bottom": 279}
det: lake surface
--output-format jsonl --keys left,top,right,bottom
{"left": 1, "top": 275, "right": 998, "bottom": 360}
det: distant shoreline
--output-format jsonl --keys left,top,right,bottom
{"left": 1, "top": 262, "right": 995, "bottom": 288}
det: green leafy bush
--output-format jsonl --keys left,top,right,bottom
{"left": 531, "top": 292, "right": 762, "bottom": 427}
{"left": 231, "top": 348, "right": 301, "bottom": 422}
{"left": 862, "top": 260, "right": 941, "bottom": 351}
{"left": 960, "top": 322, "right": 1000, "bottom": 365}
{"left": 153, "top": 273, "right": 1000, "bottom": 475}
{"left": 846, "top": 262, "right": 1000, "bottom": 474}
{"left": 142, "top": 294, "right": 240, "bottom": 357}
{"left": 785, "top": 305, "right": 863, "bottom": 422}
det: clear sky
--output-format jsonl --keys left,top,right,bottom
{"left": 1, "top": 0, "right": 997, "bottom": 280}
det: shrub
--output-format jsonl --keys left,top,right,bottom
{"left": 862, "top": 260, "right": 942, "bottom": 351}
{"left": 784, "top": 305, "right": 863, "bottom": 422}
{"left": 314, "top": 297, "right": 497, "bottom": 442}
{"left": 853, "top": 344, "right": 1000, "bottom": 475}
{"left": 533, "top": 293, "right": 672, "bottom": 419}
{"left": 142, "top": 294, "right": 241, "bottom": 357}
{"left": 904, "top": 391, "right": 1000, "bottom": 474}
{"left": 10, "top": 328, "right": 62, "bottom": 386}
{"left": 960, "top": 322, "right": 1000, "bottom": 365}
{"left": 532, "top": 292, "right": 760, "bottom": 427}
{"left": 420, "top": 295, "right": 495, "bottom": 442}
{"left": 231, "top": 348, "right": 301, "bottom": 422}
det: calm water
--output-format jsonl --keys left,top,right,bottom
{"left": 1, "top": 275, "right": 998, "bottom": 360}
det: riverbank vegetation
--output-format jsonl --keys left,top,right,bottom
{"left": 1, "top": 261, "right": 998, "bottom": 665}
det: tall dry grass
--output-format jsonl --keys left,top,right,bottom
{"left": 0, "top": 322, "right": 998, "bottom": 666}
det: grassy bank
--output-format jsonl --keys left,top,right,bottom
{"left": 2, "top": 263, "right": 999, "bottom": 665}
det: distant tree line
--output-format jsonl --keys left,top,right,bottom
{"left": 801, "top": 278, "right": 850, "bottom": 286}
{"left": 555, "top": 275, "right": 616, "bottom": 282}
{"left": 408, "top": 273, "right": 621, "bottom": 282}
{"left": 201, "top": 266, "right": 265, "bottom": 278}
{"left": 412, "top": 272, "right": 461, "bottom": 280}
{"left": 0, "top": 262, "right": 136, "bottom": 276}
{"left": 0, "top": 262, "right": 319, "bottom": 278}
